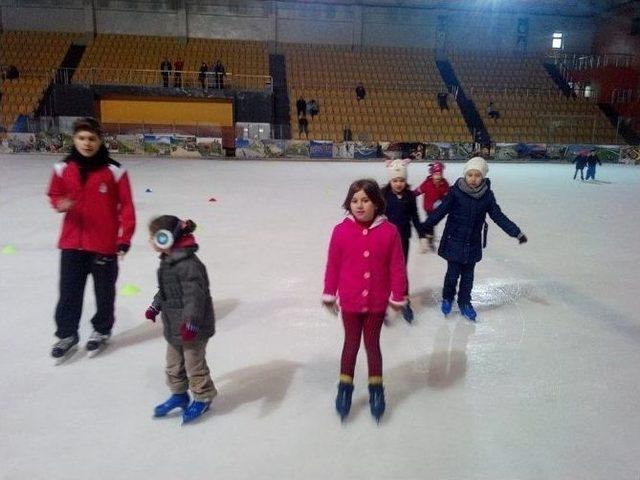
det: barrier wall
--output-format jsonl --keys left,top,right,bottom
{"left": 1, "top": 132, "right": 636, "bottom": 164}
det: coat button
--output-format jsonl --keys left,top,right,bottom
{"left": 362, "top": 307, "right": 369, "bottom": 313}
{"left": 362, "top": 290, "right": 369, "bottom": 297}
{"left": 363, "top": 250, "right": 370, "bottom": 257}
{"left": 363, "top": 272, "right": 371, "bottom": 279}
{"left": 362, "top": 229, "right": 368, "bottom": 235}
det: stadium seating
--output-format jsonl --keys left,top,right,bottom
{"left": 450, "top": 53, "right": 621, "bottom": 144}
{"left": 0, "top": 31, "right": 76, "bottom": 131}
{"left": 74, "top": 34, "right": 269, "bottom": 90}
{"left": 283, "top": 44, "right": 470, "bottom": 142}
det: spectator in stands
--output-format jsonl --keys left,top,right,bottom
{"left": 481, "top": 139, "right": 492, "bottom": 157}
{"left": 6, "top": 65, "right": 19, "bottom": 80}
{"left": 343, "top": 125, "right": 353, "bottom": 142}
{"left": 174, "top": 57, "right": 184, "bottom": 88}
{"left": 296, "top": 95, "right": 307, "bottom": 118}
{"left": 298, "top": 116, "right": 309, "bottom": 139}
{"left": 160, "top": 58, "right": 172, "bottom": 88}
{"left": 213, "top": 60, "right": 225, "bottom": 89}
{"left": 308, "top": 99, "right": 319, "bottom": 120}
{"left": 356, "top": 83, "right": 366, "bottom": 101}
{"left": 572, "top": 150, "right": 588, "bottom": 180}
{"left": 437, "top": 91, "right": 449, "bottom": 110}
{"left": 198, "top": 62, "right": 208, "bottom": 92}
{"left": 487, "top": 102, "right": 500, "bottom": 120}
{"left": 585, "top": 149, "right": 602, "bottom": 180}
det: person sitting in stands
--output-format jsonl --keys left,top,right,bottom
{"left": 488, "top": 102, "right": 500, "bottom": 120}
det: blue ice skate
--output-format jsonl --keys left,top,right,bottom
{"left": 368, "top": 384, "right": 386, "bottom": 423}
{"left": 182, "top": 400, "right": 211, "bottom": 424}
{"left": 153, "top": 393, "right": 190, "bottom": 418}
{"left": 441, "top": 299, "right": 452, "bottom": 316}
{"left": 335, "top": 382, "right": 354, "bottom": 421}
{"left": 459, "top": 303, "right": 477, "bottom": 322}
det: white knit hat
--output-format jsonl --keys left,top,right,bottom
{"left": 463, "top": 156, "right": 489, "bottom": 178}
{"left": 386, "top": 159, "right": 409, "bottom": 180}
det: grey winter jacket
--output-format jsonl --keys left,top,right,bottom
{"left": 152, "top": 245, "right": 215, "bottom": 346}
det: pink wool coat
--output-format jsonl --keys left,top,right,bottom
{"left": 323, "top": 215, "right": 407, "bottom": 314}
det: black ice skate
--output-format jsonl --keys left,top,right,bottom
{"left": 51, "top": 335, "right": 79, "bottom": 364}
{"left": 86, "top": 331, "right": 110, "bottom": 357}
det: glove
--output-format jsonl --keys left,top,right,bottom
{"left": 419, "top": 237, "right": 429, "bottom": 254}
{"left": 117, "top": 244, "right": 130, "bottom": 256}
{"left": 322, "top": 300, "right": 340, "bottom": 317}
{"left": 518, "top": 233, "right": 528, "bottom": 244}
{"left": 180, "top": 322, "right": 199, "bottom": 342}
{"left": 145, "top": 306, "right": 159, "bottom": 322}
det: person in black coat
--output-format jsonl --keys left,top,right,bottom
{"left": 296, "top": 95, "right": 307, "bottom": 118}
{"left": 572, "top": 150, "right": 588, "bottom": 180}
{"left": 585, "top": 149, "right": 602, "bottom": 180}
{"left": 382, "top": 159, "right": 422, "bottom": 322}
{"left": 421, "top": 157, "right": 527, "bottom": 321}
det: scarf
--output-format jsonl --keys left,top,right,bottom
{"left": 67, "top": 144, "right": 111, "bottom": 183}
{"left": 456, "top": 177, "right": 488, "bottom": 199}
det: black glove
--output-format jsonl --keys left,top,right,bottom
{"left": 117, "top": 243, "right": 130, "bottom": 255}
{"left": 518, "top": 233, "right": 528, "bottom": 244}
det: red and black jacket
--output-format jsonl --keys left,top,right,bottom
{"left": 47, "top": 146, "right": 136, "bottom": 255}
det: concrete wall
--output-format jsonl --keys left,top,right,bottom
{"left": 0, "top": 0, "right": 597, "bottom": 54}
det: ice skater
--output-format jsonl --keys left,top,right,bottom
{"left": 572, "top": 150, "right": 588, "bottom": 180}
{"left": 322, "top": 179, "right": 407, "bottom": 422}
{"left": 145, "top": 216, "right": 217, "bottom": 424}
{"left": 421, "top": 157, "right": 527, "bottom": 321}
{"left": 585, "top": 149, "right": 602, "bottom": 181}
{"left": 381, "top": 159, "right": 422, "bottom": 323}
{"left": 47, "top": 117, "right": 136, "bottom": 361}
{"left": 413, "top": 161, "right": 450, "bottom": 252}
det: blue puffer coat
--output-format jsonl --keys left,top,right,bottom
{"left": 422, "top": 178, "right": 521, "bottom": 264}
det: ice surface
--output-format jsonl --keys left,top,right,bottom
{"left": 1, "top": 155, "right": 639, "bottom": 480}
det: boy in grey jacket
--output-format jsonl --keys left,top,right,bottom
{"left": 145, "top": 215, "right": 216, "bottom": 424}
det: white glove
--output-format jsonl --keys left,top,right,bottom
{"left": 322, "top": 300, "right": 340, "bottom": 317}
{"left": 419, "top": 237, "right": 429, "bottom": 254}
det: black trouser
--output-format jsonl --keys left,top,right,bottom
{"left": 443, "top": 261, "right": 476, "bottom": 305}
{"left": 573, "top": 167, "right": 584, "bottom": 180}
{"left": 162, "top": 73, "right": 169, "bottom": 87}
{"left": 54, "top": 250, "right": 118, "bottom": 339}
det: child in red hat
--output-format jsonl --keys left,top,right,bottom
{"left": 413, "top": 161, "right": 450, "bottom": 252}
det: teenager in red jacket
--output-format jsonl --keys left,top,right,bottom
{"left": 414, "top": 161, "right": 449, "bottom": 252}
{"left": 47, "top": 118, "right": 136, "bottom": 360}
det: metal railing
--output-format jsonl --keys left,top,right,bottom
{"left": 54, "top": 67, "right": 273, "bottom": 92}
{"left": 549, "top": 52, "right": 638, "bottom": 70}
{"left": 467, "top": 85, "right": 581, "bottom": 99}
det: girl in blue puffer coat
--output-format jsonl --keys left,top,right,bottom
{"left": 421, "top": 157, "right": 527, "bottom": 321}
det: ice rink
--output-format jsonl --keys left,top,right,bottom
{"left": 1, "top": 155, "right": 639, "bottom": 480}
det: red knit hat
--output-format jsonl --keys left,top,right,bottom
{"left": 429, "top": 162, "right": 444, "bottom": 175}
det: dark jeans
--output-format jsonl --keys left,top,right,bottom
{"left": 162, "top": 73, "right": 169, "bottom": 88}
{"left": 585, "top": 165, "right": 596, "bottom": 180}
{"left": 54, "top": 250, "right": 119, "bottom": 338}
{"left": 443, "top": 261, "right": 476, "bottom": 305}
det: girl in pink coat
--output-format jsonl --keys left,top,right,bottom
{"left": 322, "top": 179, "right": 407, "bottom": 422}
